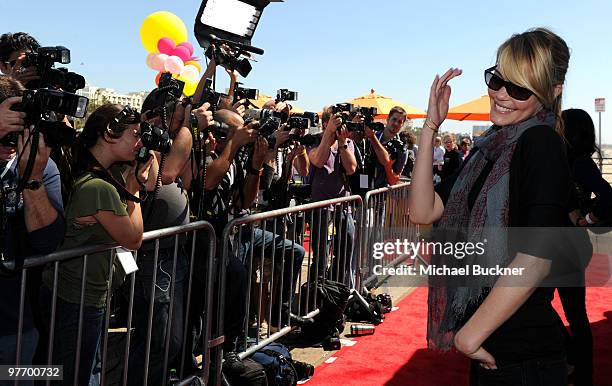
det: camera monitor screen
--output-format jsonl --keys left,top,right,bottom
{"left": 195, "top": 0, "right": 267, "bottom": 49}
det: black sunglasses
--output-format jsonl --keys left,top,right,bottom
{"left": 110, "top": 105, "right": 140, "bottom": 131}
{"left": 484, "top": 66, "right": 534, "bottom": 101}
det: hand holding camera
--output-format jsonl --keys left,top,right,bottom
{"left": 231, "top": 122, "right": 257, "bottom": 148}
{"left": 325, "top": 113, "right": 342, "bottom": 134}
{"left": 16, "top": 128, "right": 49, "bottom": 180}
{"left": 0, "top": 96, "right": 25, "bottom": 140}
{"left": 191, "top": 102, "right": 214, "bottom": 132}
{"left": 126, "top": 153, "right": 155, "bottom": 194}
{"left": 251, "top": 136, "right": 268, "bottom": 169}
{"left": 337, "top": 126, "right": 350, "bottom": 145}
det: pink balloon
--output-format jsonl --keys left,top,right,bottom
{"left": 177, "top": 42, "right": 194, "bottom": 55}
{"left": 146, "top": 53, "right": 157, "bottom": 70}
{"left": 164, "top": 55, "right": 184, "bottom": 75}
{"left": 151, "top": 53, "right": 168, "bottom": 72}
{"left": 157, "top": 37, "right": 175, "bottom": 55}
{"left": 171, "top": 46, "right": 191, "bottom": 63}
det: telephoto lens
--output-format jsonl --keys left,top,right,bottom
{"left": 350, "top": 324, "right": 375, "bottom": 336}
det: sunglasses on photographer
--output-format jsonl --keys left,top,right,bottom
{"left": 484, "top": 66, "right": 534, "bottom": 101}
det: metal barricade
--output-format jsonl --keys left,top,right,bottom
{"left": 212, "top": 195, "right": 363, "bottom": 384}
{"left": 360, "top": 182, "right": 425, "bottom": 289}
{"left": 2, "top": 220, "right": 217, "bottom": 386}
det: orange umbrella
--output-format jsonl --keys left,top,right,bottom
{"left": 348, "top": 89, "right": 426, "bottom": 119}
{"left": 447, "top": 95, "right": 491, "bottom": 121}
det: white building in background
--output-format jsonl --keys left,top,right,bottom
{"left": 78, "top": 84, "right": 148, "bottom": 111}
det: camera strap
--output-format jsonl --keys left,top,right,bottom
{"left": 87, "top": 156, "right": 143, "bottom": 203}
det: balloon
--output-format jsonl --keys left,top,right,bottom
{"left": 151, "top": 53, "right": 168, "bottom": 72}
{"left": 157, "top": 37, "right": 175, "bottom": 55}
{"left": 177, "top": 42, "right": 194, "bottom": 55}
{"left": 146, "top": 53, "right": 157, "bottom": 70}
{"left": 182, "top": 80, "right": 198, "bottom": 97}
{"left": 185, "top": 60, "right": 201, "bottom": 73}
{"left": 155, "top": 72, "right": 163, "bottom": 86}
{"left": 140, "top": 11, "right": 188, "bottom": 53}
{"left": 164, "top": 56, "right": 184, "bottom": 74}
{"left": 180, "top": 65, "right": 199, "bottom": 83}
{"left": 172, "top": 46, "right": 191, "bottom": 63}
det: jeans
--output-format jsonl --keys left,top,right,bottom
{"left": 238, "top": 227, "right": 305, "bottom": 326}
{"left": 40, "top": 286, "right": 105, "bottom": 386}
{"left": 0, "top": 329, "right": 39, "bottom": 386}
{"left": 469, "top": 357, "right": 567, "bottom": 386}
{"left": 127, "top": 247, "right": 188, "bottom": 386}
{"left": 308, "top": 208, "right": 356, "bottom": 288}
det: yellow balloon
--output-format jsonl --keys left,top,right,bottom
{"left": 140, "top": 11, "right": 188, "bottom": 53}
{"left": 185, "top": 60, "right": 202, "bottom": 73}
{"left": 182, "top": 80, "right": 198, "bottom": 97}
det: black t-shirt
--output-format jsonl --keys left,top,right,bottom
{"left": 569, "top": 155, "right": 612, "bottom": 221}
{"left": 434, "top": 125, "right": 569, "bottom": 364}
{"left": 441, "top": 148, "right": 463, "bottom": 180}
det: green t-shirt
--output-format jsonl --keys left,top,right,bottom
{"left": 43, "top": 170, "right": 129, "bottom": 307}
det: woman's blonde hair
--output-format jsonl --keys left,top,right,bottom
{"left": 496, "top": 27, "right": 570, "bottom": 135}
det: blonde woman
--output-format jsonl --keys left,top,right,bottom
{"left": 409, "top": 28, "right": 572, "bottom": 385}
{"left": 440, "top": 133, "right": 463, "bottom": 180}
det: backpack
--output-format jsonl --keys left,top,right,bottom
{"left": 251, "top": 343, "right": 297, "bottom": 386}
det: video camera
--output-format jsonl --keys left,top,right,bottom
{"left": 234, "top": 83, "right": 258, "bottom": 102}
{"left": 276, "top": 89, "right": 298, "bottom": 103}
{"left": 0, "top": 89, "right": 88, "bottom": 148}
{"left": 21, "top": 46, "right": 85, "bottom": 93}
{"left": 205, "top": 44, "right": 252, "bottom": 78}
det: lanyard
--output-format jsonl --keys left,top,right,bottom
{"left": 0, "top": 157, "right": 16, "bottom": 181}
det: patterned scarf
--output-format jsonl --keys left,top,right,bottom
{"left": 427, "top": 110, "right": 556, "bottom": 350}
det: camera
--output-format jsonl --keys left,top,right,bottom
{"left": 286, "top": 116, "right": 309, "bottom": 131}
{"left": 384, "top": 138, "right": 406, "bottom": 160}
{"left": 158, "top": 72, "right": 185, "bottom": 100}
{"left": 288, "top": 133, "right": 321, "bottom": 147}
{"left": 137, "top": 122, "right": 172, "bottom": 162}
{"left": 276, "top": 89, "right": 298, "bottom": 102}
{"left": 244, "top": 108, "right": 287, "bottom": 125}
{"left": 234, "top": 83, "right": 258, "bottom": 101}
{"left": 21, "top": 46, "right": 85, "bottom": 93}
{"left": 205, "top": 45, "right": 252, "bottom": 78}
{"left": 0, "top": 89, "right": 88, "bottom": 148}
{"left": 290, "top": 112, "right": 319, "bottom": 128}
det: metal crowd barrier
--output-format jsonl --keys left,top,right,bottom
{"left": 211, "top": 195, "right": 363, "bottom": 385}
{"left": 360, "top": 182, "right": 424, "bottom": 289}
{"left": 3, "top": 220, "right": 217, "bottom": 386}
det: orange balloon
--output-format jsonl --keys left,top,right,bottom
{"left": 155, "top": 71, "right": 163, "bottom": 86}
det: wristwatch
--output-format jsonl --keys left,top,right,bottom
{"left": 247, "top": 166, "right": 263, "bottom": 176}
{"left": 24, "top": 179, "right": 43, "bottom": 191}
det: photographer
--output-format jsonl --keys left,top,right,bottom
{"left": 307, "top": 106, "right": 357, "bottom": 286}
{"left": 124, "top": 86, "right": 212, "bottom": 385}
{"left": 40, "top": 103, "right": 152, "bottom": 385}
{"left": 0, "top": 32, "right": 41, "bottom": 86}
{"left": 0, "top": 76, "right": 64, "bottom": 380}
{"left": 363, "top": 106, "right": 409, "bottom": 188}
{"left": 187, "top": 107, "right": 262, "bottom": 373}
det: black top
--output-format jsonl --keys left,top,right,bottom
{"left": 435, "top": 125, "right": 569, "bottom": 365}
{"left": 441, "top": 149, "right": 463, "bottom": 180}
{"left": 569, "top": 155, "right": 612, "bottom": 221}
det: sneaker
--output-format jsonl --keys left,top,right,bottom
{"left": 222, "top": 351, "right": 246, "bottom": 375}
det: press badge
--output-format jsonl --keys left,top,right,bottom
{"left": 116, "top": 247, "right": 138, "bottom": 274}
{"left": 359, "top": 174, "right": 369, "bottom": 189}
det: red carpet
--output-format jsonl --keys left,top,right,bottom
{"left": 306, "top": 284, "right": 612, "bottom": 386}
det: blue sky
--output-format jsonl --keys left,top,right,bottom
{"left": 1, "top": 0, "right": 611, "bottom": 142}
